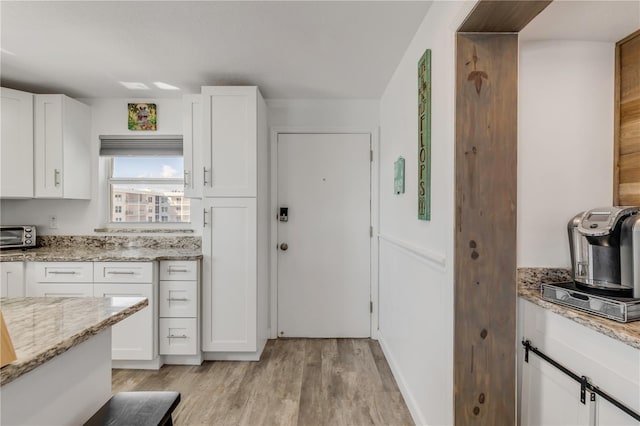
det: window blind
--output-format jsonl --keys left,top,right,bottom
{"left": 99, "top": 135, "right": 183, "bottom": 156}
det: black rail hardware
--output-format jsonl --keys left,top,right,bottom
{"left": 522, "top": 339, "right": 640, "bottom": 422}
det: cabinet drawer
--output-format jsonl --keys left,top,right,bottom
{"left": 93, "top": 262, "right": 153, "bottom": 283}
{"left": 159, "top": 260, "right": 198, "bottom": 281}
{"left": 30, "top": 262, "right": 93, "bottom": 282}
{"left": 159, "top": 281, "right": 197, "bottom": 318}
{"left": 159, "top": 318, "right": 197, "bottom": 355}
{"left": 29, "top": 283, "right": 93, "bottom": 298}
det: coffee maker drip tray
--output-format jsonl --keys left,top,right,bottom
{"left": 541, "top": 282, "right": 640, "bottom": 323}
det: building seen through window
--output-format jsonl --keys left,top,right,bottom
{"left": 109, "top": 157, "right": 190, "bottom": 224}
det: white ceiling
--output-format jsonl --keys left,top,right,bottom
{"left": 0, "top": 1, "right": 432, "bottom": 99}
{"left": 521, "top": 0, "right": 640, "bottom": 42}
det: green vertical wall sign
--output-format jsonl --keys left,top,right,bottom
{"left": 418, "top": 49, "right": 432, "bottom": 221}
{"left": 394, "top": 157, "right": 405, "bottom": 194}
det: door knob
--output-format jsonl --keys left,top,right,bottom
{"left": 280, "top": 243, "right": 288, "bottom": 251}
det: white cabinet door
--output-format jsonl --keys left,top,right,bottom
{"left": 201, "top": 86, "right": 257, "bottom": 197}
{"left": 597, "top": 398, "right": 640, "bottom": 426}
{"left": 34, "top": 95, "right": 63, "bottom": 198}
{"left": 1, "top": 88, "right": 33, "bottom": 198}
{"left": 0, "top": 262, "right": 25, "bottom": 297}
{"left": 183, "top": 94, "right": 202, "bottom": 199}
{"left": 202, "top": 198, "right": 257, "bottom": 352}
{"left": 93, "top": 283, "right": 154, "bottom": 360}
{"left": 28, "top": 283, "right": 93, "bottom": 297}
{"left": 34, "top": 94, "right": 91, "bottom": 199}
{"left": 521, "top": 355, "right": 591, "bottom": 426}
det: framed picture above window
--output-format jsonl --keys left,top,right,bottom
{"left": 128, "top": 103, "right": 157, "bottom": 131}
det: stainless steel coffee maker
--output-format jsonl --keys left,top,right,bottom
{"left": 568, "top": 207, "right": 640, "bottom": 297}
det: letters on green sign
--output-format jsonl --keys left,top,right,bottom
{"left": 418, "top": 49, "right": 431, "bottom": 221}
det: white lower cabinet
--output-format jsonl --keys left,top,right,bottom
{"left": 202, "top": 198, "right": 258, "bottom": 353}
{"left": 92, "top": 262, "right": 156, "bottom": 361}
{"left": 0, "top": 262, "right": 25, "bottom": 297}
{"left": 26, "top": 261, "right": 157, "bottom": 364}
{"left": 93, "top": 283, "right": 155, "bottom": 361}
{"left": 519, "top": 299, "right": 640, "bottom": 426}
{"left": 521, "top": 352, "right": 591, "bottom": 425}
{"left": 24, "top": 260, "right": 203, "bottom": 367}
{"left": 159, "top": 260, "right": 200, "bottom": 360}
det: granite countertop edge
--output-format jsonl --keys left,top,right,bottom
{"left": 0, "top": 248, "right": 203, "bottom": 262}
{"left": 0, "top": 298, "right": 148, "bottom": 386}
{"left": 517, "top": 267, "right": 640, "bottom": 351}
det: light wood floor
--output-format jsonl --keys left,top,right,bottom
{"left": 112, "top": 339, "right": 414, "bottom": 426}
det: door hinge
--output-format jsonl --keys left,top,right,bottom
{"left": 370, "top": 301, "right": 373, "bottom": 313}
{"left": 370, "top": 226, "right": 373, "bottom": 237}
{"left": 370, "top": 150, "right": 373, "bottom": 162}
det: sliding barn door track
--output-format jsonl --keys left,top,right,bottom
{"left": 522, "top": 340, "right": 640, "bottom": 422}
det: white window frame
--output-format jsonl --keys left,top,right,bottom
{"left": 104, "top": 157, "right": 191, "bottom": 228}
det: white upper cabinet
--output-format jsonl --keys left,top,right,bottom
{"left": 1, "top": 88, "right": 34, "bottom": 198}
{"left": 34, "top": 94, "right": 91, "bottom": 199}
{"left": 183, "top": 94, "right": 202, "bottom": 199}
{"left": 201, "top": 86, "right": 258, "bottom": 197}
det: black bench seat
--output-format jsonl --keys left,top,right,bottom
{"left": 84, "top": 391, "right": 181, "bottom": 426}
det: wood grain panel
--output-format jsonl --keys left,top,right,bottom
{"left": 619, "top": 151, "right": 640, "bottom": 184}
{"left": 614, "top": 30, "right": 640, "bottom": 205}
{"left": 458, "top": 0, "right": 552, "bottom": 32}
{"left": 620, "top": 183, "right": 640, "bottom": 206}
{"left": 454, "top": 33, "right": 518, "bottom": 425}
{"left": 620, "top": 34, "right": 640, "bottom": 100}
{"left": 0, "top": 311, "right": 17, "bottom": 368}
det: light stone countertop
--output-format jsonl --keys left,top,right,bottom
{"left": 0, "top": 246, "right": 202, "bottom": 262}
{"left": 518, "top": 268, "right": 640, "bottom": 350}
{"left": 0, "top": 297, "right": 148, "bottom": 386}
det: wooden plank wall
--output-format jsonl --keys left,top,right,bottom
{"left": 615, "top": 29, "right": 640, "bottom": 206}
{"left": 454, "top": 33, "right": 518, "bottom": 425}
{"left": 458, "top": 0, "right": 552, "bottom": 32}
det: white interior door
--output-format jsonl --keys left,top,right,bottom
{"left": 277, "top": 133, "right": 371, "bottom": 337}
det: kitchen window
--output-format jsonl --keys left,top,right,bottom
{"left": 100, "top": 134, "right": 189, "bottom": 225}
{"left": 107, "top": 157, "right": 190, "bottom": 224}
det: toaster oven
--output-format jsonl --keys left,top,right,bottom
{"left": 0, "top": 225, "right": 36, "bottom": 249}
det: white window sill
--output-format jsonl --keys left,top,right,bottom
{"left": 94, "top": 227, "right": 194, "bottom": 234}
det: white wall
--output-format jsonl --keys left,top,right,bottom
{"left": 0, "top": 97, "right": 201, "bottom": 235}
{"left": 377, "top": 2, "right": 475, "bottom": 425}
{"left": 267, "top": 99, "right": 379, "bottom": 129}
{"left": 518, "top": 41, "right": 615, "bottom": 267}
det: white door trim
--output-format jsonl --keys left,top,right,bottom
{"left": 269, "top": 126, "right": 380, "bottom": 340}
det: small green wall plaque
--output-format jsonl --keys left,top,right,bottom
{"left": 394, "top": 157, "right": 405, "bottom": 194}
{"left": 418, "top": 49, "right": 432, "bottom": 221}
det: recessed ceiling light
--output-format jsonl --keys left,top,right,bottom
{"left": 153, "top": 82, "right": 180, "bottom": 91}
{"left": 119, "top": 82, "right": 149, "bottom": 90}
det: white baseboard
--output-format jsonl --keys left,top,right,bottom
{"left": 377, "top": 332, "right": 427, "bottom": 426}
{"left": 203, "top": 351, "right": 261, "bottom": 361}
{"left": 112, "top": 357, "right": 162, "bottom": 370}
{"left": 203, "top": 337, "right": 269, "bottom": 361}
{"left": 162, "top": 353, "right": 203, "bottom": 366}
